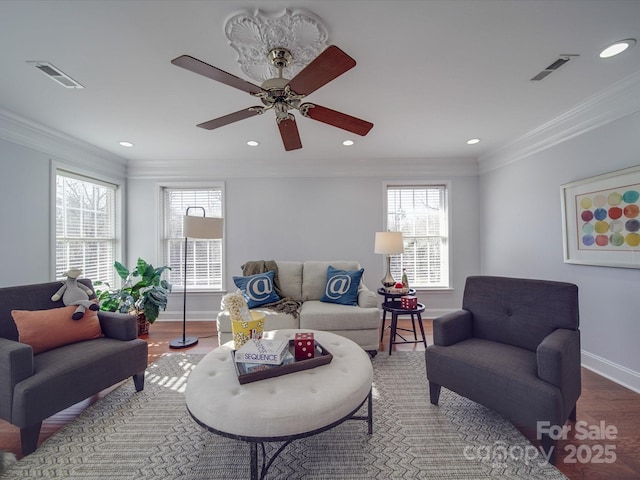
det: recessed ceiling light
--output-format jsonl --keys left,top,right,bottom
{"left": 466, "top": 138, "right": 480, "bottom": 145}
{"left": 247, "top": 140, "right": 260, "bottom": 146}
{"left": 342, "top": 140, "right": 354, "bottom": 146}
{"left": 119, "top": 141, "right": 134, "bottom": 147}
{"left": 599, "top": 39, "right": 636, "bottom": 58}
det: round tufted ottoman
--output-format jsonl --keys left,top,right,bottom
{"left": 186, "top": 329, "right": 373, "bottom": 479}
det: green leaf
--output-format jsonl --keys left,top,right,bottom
{"left": 114, "top": 261, "right": 129, "bottom": 281}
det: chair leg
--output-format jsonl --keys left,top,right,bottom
{"left": 133, "top": 371, "right": 145, "bottom": 392}
{"left": 569, "top": 404, "right": 577, "bottom": 422}
{"left": 540, "top": 434, "right": 558, "bottom": 465}
{"left": 428, "top": 382, "right": 441, "bottom": 405}
{"left": 21, "top": 422, "right": 42, "bottom": 455}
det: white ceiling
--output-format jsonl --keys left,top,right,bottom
{"left": 1, "top": 0, "right": 639, "bottom": 168}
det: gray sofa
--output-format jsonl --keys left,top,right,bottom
{"left": 425, "top": 276, "right": 581, "bottom": 464}
{"left": 217, "top": 261, "right": 380, "bottom": 355}
{"left": 0, "top": 279, "right": 148, "bottom": 455}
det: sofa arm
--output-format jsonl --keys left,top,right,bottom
{"left": 537, "top": 328, "right": 581, "bottom": 390}
{"left": 357, "top": 288, "right": 377, "bottom": 308}
{"left": 432, "top": 310, "right": 473, "bottom": 346}
{"left": 0, "top": 337, "right": 34, "bottom": 421}
{"left": 98, "top": 311, "right": 138, "bottom": 341}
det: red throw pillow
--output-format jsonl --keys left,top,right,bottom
{"left": 12, "top": 305, "right": 103, "bottom": 354}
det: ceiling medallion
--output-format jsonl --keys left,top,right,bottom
{"left": 225, "top": 9, "right": 329, "bottom": 83}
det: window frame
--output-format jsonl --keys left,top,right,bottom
{"left": 383, "top": 181, "right": 452, "bottom": 290}
{"left": 159, "top": 182, "right": 225, "bottom": 293}
{"left": 51, "top": 164, "right": 124, "bottom": 282}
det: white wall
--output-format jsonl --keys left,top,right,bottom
{"left": 0, "top": 138, "right": 53, "bottom": 285}
{"left": 127, "top": 173, "right": 481, "bottom": 321}
{"left": 0, "top": 113, "right": 127, "bottom": 286}
{"left": 479, "top": 110, "right": 640, "bottom": 392}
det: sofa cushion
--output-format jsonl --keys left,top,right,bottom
{"left": 217, "top": 309, "right": 298, "bottom": 334}
{"left": 233, "top": 271, "right": 281, "bottom": 308}
{"left": 275, "top": 261, "right": 303, "bottom": 301}
{"left": 300, "top": 300, "right": 379, "bottom": 331}
{"left": 302, "top": 261, "right": 362, "bottom": 301}
{"left": 11, "top": 305, "right": 103, "bottom": 354}
{"left": 320, "top": 266, "right": 364, "bottom": 306}
{"left": 426, "top": 337, "right": 563, "bottom": 427}
{"left": 462, "top": 276, "right": 579, "bottom": 352}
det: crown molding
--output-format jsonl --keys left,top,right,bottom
{"left": 0, "top": 108, "right": 127, "bottom": 179}
{"left": 478, "top": 70, "right": 640, "bottom": 174}
{"left": 126, "top": 155, "right": 478, "bottom": 180}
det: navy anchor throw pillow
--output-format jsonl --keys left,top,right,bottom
{"left": 320, "top": 266, "right": 364, "bottom": 306}
{"left": 233, "top": 271, "right": 281, "bottom": 308}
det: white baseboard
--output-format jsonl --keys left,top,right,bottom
{"left": 581, "top": 350, "right": 640, "bottom": 394}
{"left": 155, "top": 310, "right": 221, "bottom": 322}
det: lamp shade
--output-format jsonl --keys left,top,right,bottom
{"left": 374, "top": 231, "right": 404, "bottom": 254}
{"left": 183, "top": 216, "right": 224, "bottom": 239}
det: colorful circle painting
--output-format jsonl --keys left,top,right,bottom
{"left": 576, "top": 185, "right": 640, "bottom": 250}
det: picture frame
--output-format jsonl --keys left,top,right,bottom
{"left": 561, "top": 165, "right": 640, "bottom": 268}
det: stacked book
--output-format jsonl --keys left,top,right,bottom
{"left": 234, "top": 339, "right": 290, "bottom": 365}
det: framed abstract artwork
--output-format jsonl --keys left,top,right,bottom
{"left": 561, "top": 165, "right": 640, "bottom": 268}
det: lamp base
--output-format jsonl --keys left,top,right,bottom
{"left": 169, "top": 336, "right": 199, "bottom": 349}
{"left": 381, "top": 256, "right": 396, "bottom": 288}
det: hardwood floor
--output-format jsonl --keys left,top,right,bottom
{"left": 2, "top": 320, "right": 639, "bottom": 479}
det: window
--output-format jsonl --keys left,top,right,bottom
{"left": 163, "top": 187, "right": 223, "bottom": 290}
{"left": 55, "top": 171, "right": 118, "bottom": 283}
{"left": 386, "top": 184, "right": 450, "bottom": 288}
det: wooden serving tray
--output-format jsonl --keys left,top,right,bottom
{"left": 232, "top": 340, "right": 333, "bottom": 384}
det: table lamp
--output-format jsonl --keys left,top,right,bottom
{"left": 374, "top": 231, "right": 404, "bottom": 288}
{"left": 169, "top": 206, "right": 224, "bottom": 349}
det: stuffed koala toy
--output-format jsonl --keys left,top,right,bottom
{"left": 51, "top": 268, "right": 99, "bottom": 320}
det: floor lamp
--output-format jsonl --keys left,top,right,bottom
{"left": 169, "top": 207, "right": 224, "bottom": 349}
{"left": 374, "top": 231, "right": 404, "bottom": 288}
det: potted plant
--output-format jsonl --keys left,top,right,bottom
{"left": 95, "top": 258, "right": 172, "bottom": 336}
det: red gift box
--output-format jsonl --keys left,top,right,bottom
{"left": 400, "top": 295, "right": 418, "bottom": 309}
{"left": 294, "top": 332, "right": 315, "bottom": 360}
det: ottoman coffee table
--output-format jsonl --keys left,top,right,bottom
{"left": 185, "top": 329, "right": 374, "bottom": 479}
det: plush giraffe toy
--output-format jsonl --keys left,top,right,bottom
{"left": 51, "top": 268, "right": 99, "bottom": 320}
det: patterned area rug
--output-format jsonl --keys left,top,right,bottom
{"left": 2, "top": 352, "right": 566, "bottom": 479}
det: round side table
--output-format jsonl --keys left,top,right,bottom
{"left": 380, "top": 300, "right": 426, "bottom": 355}
{"left": 377, "top": 287, "right": 416, "bottom": 342}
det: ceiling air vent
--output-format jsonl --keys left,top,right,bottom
{"left": 530, "top": 54, "right": 579, "bottom": 81}
{"left": 28, "top": 61, "right": 84, "bottom": 89}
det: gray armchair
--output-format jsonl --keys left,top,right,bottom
{"left": 0, "top": 279, "right": 148, "bottom": 455}
{"left": 425, "top": 276, "right": 580, "bottom": 464}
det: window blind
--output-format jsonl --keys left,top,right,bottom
{"left": 386, "top": 185, "right": 449, "bottom": 288}
{"left": 163, "top": 188, "right": 223, "bottom": 290}
{"left": 55, "top": 171, "right": 117, "bottom": 284}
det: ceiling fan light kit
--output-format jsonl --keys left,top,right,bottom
{"left": 171, "top": 9, "right": 373, "bottom": 151}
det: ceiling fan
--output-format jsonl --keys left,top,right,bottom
{"left": 171, "top": 45, "right": 373, "bottom": 151}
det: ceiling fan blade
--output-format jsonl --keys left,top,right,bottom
{"left": 171, "top": 55, "right": 264, "bottom": 95}
{"left": 300, "top": 104, "right": 373, "bottom": 136}
{"left": 287, "top": 45, "right": 356, "bottom": 96}
{"left": 197, "top": 107, "right": 264, "bottom": 130}
{"left": 278, "top": 117, "right": 302, "bottom": 151}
